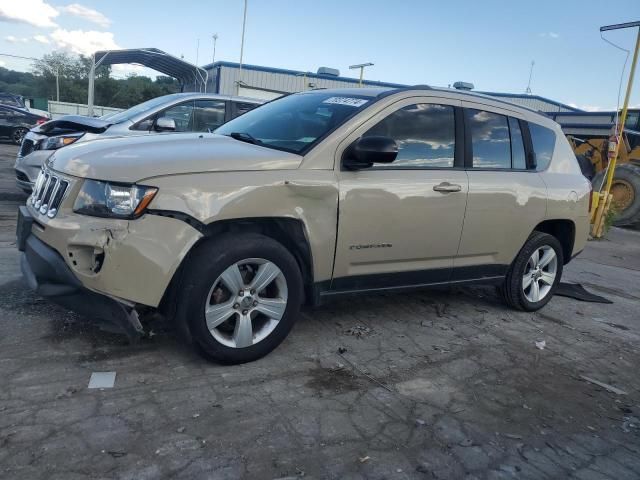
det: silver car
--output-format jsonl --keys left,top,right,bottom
{"left": 14, "top": 92, "right": 263, "bottom": 192}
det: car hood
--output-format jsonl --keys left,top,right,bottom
{"left": 49, "top": 132, "right": 303, "bottom": 183}
{"left": 34, "top": 115, "right": 113, "bottom": 135}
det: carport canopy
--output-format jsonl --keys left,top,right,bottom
{"left": 87, "top": 48, "right": 208, "bottom": 115}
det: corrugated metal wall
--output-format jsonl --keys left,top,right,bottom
{"left": 216, "top": 65, "right": 392, "bottom": 96}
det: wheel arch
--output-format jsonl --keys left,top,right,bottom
{"left": 532, "top": 219, "right": 575, "bottom": 264}
{"left": 159, "top": 216, "right": 315, "bottom": 328}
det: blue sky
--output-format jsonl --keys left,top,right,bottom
{"left": 1, "top": 0, "right": 639, "bottom": 110}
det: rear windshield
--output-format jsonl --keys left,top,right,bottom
{"left": 215, "top": 92, "right": 374, "bottom": 154}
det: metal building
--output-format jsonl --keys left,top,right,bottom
{"left": 201, "top": 60, "right": 582, "bottom": 113}
{"left": 202, "top": 61, "right": 404, "bottom": 100}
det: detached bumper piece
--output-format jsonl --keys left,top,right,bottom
{"left": 20, "top": 230, "right": 144, "bottom": 341}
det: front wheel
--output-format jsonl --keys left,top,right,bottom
{"left": 501, "top": 231, "right": 563, "bottom": 311}
{"left": 177, "top": 233, "right": 303, "bottom": 364}
{"left": 12, "top": 127, "right": 28, "bottom": 145}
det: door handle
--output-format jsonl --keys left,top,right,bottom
{"left": 433, "top": 182, "right": 462, "bottom": 193}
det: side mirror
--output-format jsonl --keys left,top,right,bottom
{"left": 154, "top": 116, "right": 176, "bottom": 132}
{"left": 343, "top": 136, "right": 398, "bottom": 170}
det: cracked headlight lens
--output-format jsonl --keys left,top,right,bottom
{"left": 73, "top": 179, "right": 158, "bottom": 219}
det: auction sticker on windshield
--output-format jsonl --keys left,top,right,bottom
{"left": 322, "top": 97, "right": 369, "bottom": 107}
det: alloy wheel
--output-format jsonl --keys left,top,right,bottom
{"left": 204, "top": 258, "right": 288, "bottom": 348}
{"left": 522, "top": 245, "right": 557, "bottom": 303}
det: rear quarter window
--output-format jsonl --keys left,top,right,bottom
{"left": 529, "top": 123, "right": 556, "bottom": 171}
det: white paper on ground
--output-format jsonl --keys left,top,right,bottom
{"left": 88, "top": 371, "right": 116, "bottom": 389}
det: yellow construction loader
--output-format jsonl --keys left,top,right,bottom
{"left": 549, "top": 109, "right": 640, "bottom": 227}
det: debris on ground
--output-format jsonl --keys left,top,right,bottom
{"left": 415, "top": 419, "right": 426, "bottom": 426}
{"left": 330, "top": 362, "right": 345, "bottom": 371}
{"left": 535, "top": 340, "right": 546, "bottom": 350}
{"left": 107, "top": 450, "right": 127, "bottom": 458}
{"left": 580, "top": 375, "right": 628, "bottom": 395}
{"left": 192, "top": 413, "right": 200, "bottom": 419}
{"left": 359, "top": 456, "right": 370, "bottom": 463}
{"left": 176, "top": 427, "right": 186, "bottom": 433}
{"left": 434, "top": 303, "right": 448, "bottom": 317}
{"left": 338, "top": 347, "right": 347, "bottom": 354}
{"left": 88, "top": 371, "right": 116, "bottom": 389}
{"left": 344, "top": 325, "right": 373, "bottom": 338}
{"left": 622, "top": 416, "right": 639, "bottom": 433}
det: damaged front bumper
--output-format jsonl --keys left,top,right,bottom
{"left": 17, "top": 202, "right": 203, "bottom": 339}
{"left": 19, "top": 208, "right": 143, "bottom": 339}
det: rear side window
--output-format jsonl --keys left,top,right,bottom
{"left": 529, "top": 123, "right": 556, "bottom": 171}
{"left": 364, "top": 103, "right": 456, "bottom": 168}
{"left": 467, "top": 109, "right": 511, "bottom": 169}
{"left": 509, "top": 117, "right": 527, "bottom": 169}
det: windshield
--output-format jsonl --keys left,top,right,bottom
{"left": 105, "top": 95, "right": 181, "bottom": 124}
{"left": 215, "top": 92, "right": 374, "bottom": 154}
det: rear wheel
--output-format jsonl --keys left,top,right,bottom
{"left": 591, "top": 163, "right": 640, "bottom": 226}
{"left": 177, "top": 233, "right": 303, "bottom": 364}
{"left": 501, "top": 231, "right": 563, "bottom": 311}
{"left": 12, "top": 127, "right": 28, "bottom": 145}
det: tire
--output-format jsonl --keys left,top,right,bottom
{"left": 12, "top": 127, "right": 28, "bottom": 145}
{"left": 591, "top": 163, "right": 640, "bottom": 226}
{"left": 501, "top": 231, "right": 564, "bottom": 312}
{"left": 176, "top": 233, "right": 303, "bottom": 364}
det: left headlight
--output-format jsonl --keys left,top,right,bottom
{"left": 41, "top": 133, "right": 84, "bottom": 150}
{"left": 74, "top": 179, "right": 158, "bottom": 219}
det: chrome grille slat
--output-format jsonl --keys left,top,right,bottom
{"left": 31, "top": 168, "right": 69, "bottom": 218}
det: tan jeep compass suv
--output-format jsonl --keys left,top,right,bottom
{"left": 17, "top": 86, "right": 591, "bottom": 363}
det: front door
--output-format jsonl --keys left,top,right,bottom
{"left": 332, "top": 98, "right": 469, "bottom": 292}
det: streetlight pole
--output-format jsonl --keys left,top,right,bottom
{"left": 238, "top": 0, "right": 248, "bottom": 94}
{"left": 349, "top": 62, "right": 374, "bottom": 87}
{"left": 212, "top": 33, "right": 218, "bottom": 64}
{"left": 56, "top": 66, "right": 59, "bottom": 102}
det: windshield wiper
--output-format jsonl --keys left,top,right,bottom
{"left": 227, "top": 131, "right": 262, "bottom": 145}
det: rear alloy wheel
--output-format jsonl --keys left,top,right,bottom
{"left": 12, "top": 127, "right": 28, "bottom": 145}
{"left": 178, "top": 233, "right": 303, "bottom": 364}
{"left": 501, "top": 231, "right": 563, "bottom": 311}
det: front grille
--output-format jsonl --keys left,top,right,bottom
{"left": 31, "top": 169, "right": 69, "bottom": 218}
{"left": 19, "top": 138, "right": 35, "bottom": 157}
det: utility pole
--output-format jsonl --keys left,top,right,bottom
{"left": 349, "top": 62, "right": 374, "bottom": 87}
{"left": 238, "top": 0, "right": 248, "bottom": 94}
{"left": 212, "top": 33, "right": 218, "bottom": 64}
{"left": 525, "top": 60, "right": 535, "bottom": 94}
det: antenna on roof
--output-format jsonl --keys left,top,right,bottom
{"left": 525, "top": 60, "right": 535, "bottom": 94}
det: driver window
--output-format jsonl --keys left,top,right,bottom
{"left": 364, "top": 103, "right": 456, "bottom": 168}
{"left": 158, "top": 101, "right": 195, "bottom": 132}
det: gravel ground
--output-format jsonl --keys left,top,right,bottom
{"left": 1, "top": 141, "right": 639, "bottom": 479}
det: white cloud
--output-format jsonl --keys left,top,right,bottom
{"left": 5, "top": 35, "right": 28, "bottom": 43}
{"left": 0, "top": 60, "right": 6, "bottom": 67}
{"left": 33, "top": 34, "right": 50, "bottom": 44}
{"left": 568, "top": 103, "right": 607, "bottom": 112}
{"left": 539, "top": 32, "right": 560, "bottom": 39}
{"left": 0, "top": 0, "right": 59, "bottom": 28}
{"left": 50, "top": 28, "right": 119, "bottom": 56}
{"left": 61, "top": 3, "right": 110, "bottom": 28}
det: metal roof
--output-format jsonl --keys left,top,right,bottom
{"left": 94, "top": 48, "right": 208, "bottom": 90}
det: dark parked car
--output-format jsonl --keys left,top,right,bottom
{"left": 0, "top": 105, "right": 48, "bottom": 145}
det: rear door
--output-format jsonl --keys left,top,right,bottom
{"left": 454, "top": 103, "right": 547, "bottom": 279}
{"left": 332, "top": 97, "right": 469, "bottom": 291}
